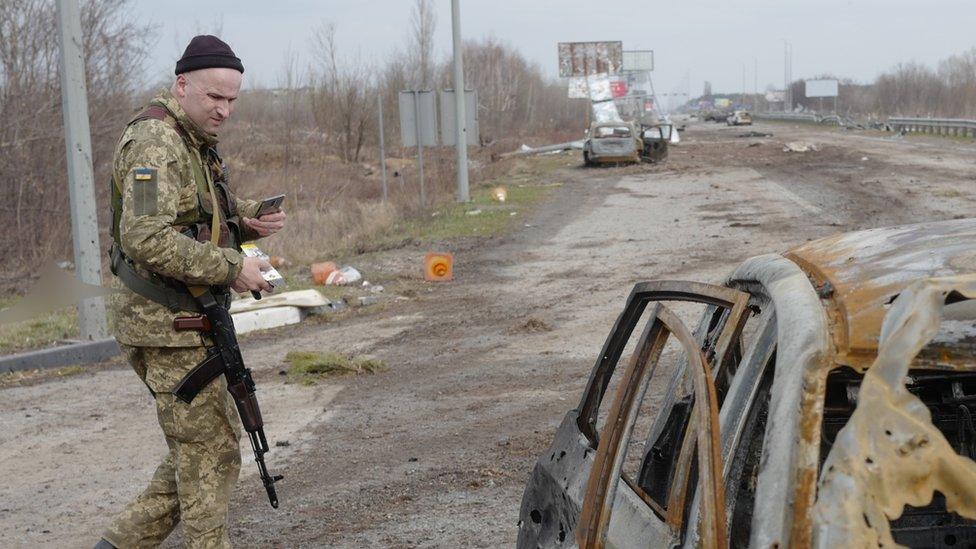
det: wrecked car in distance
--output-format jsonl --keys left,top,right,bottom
{"left": 517, "top": 219, "right": 976, "bottom": 548}
{"left": 726, "top": 110, "right": 753, "bottom": 126}
{"left": 583, "top": 122, "right": 642, "bottom": 166}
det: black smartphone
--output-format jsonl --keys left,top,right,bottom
{"left": 256, "top": 193, "right": 286, "bottom": 217}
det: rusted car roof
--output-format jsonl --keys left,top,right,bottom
{"left": 785, "top": 218, "right": 976, "bottom": 369}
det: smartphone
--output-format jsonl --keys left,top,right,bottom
{"left": 256, "top": 193, "right": 286, "bottom": 217}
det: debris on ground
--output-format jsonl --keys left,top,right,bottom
{"left": 784, "top": 141, "right": 819, "bottom": 153}
{"left": 502, "top": 140, "right": 585, "bottom": 158}
{"left": 747, "top": 142, "right": 762, "bottom": 147}
{"left": 507, "top": 317, "right": 553, "bottom": 334}
{"left": 284, "top": 350, "right": 385, "bottom": 384}
{"left": 358, "top": 296, "right": 380, "bottom": 307}
{"left": 737, "top": 131, "right": 773, "bottom": 138}
{"left": 326, "top": 266, "right": 362, "bottom": 286}
{"left": 311, "top": 261, "right": 338, "bottom": 285}
{"left": 492, "top": 187, "right": 508, "bottom": 202}
{"left": 466, "top": 209, "right": 483, "bottom": 216}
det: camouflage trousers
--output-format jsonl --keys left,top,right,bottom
{"left": 103, "top": 345, "right": 242, "bottom": 549}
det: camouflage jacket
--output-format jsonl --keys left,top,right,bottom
{"left": 110, "top": 91, "right": 261, "bottom": 347}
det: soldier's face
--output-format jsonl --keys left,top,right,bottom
{"left": 175, "top": 68, "right": 242, "bottom": 134}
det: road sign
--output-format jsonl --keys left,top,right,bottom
{"left": 439, "top": 89, "right": 479, "bottom": 146}
{"left": 398, "top": 90, "right": 437, "bottom": 147}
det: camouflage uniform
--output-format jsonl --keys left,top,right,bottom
{"left": 103, "top": 91, "right": 260, "bottom": 549}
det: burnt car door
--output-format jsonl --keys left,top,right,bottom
{"left": 518, "top": 281, "right": 753, "bottom": 548}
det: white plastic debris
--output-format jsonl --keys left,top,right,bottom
{"left": 326, "top": 266, "right": 362, "bottom": 285}
{"left": 783, "top": 141, "right": 819, "bottom": 153}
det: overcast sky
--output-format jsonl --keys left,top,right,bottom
{"left": 132, "top": 0, "right": 976, "bottom": 103}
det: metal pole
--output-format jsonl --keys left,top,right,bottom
{"left": 413, "top": 91, "right": 426, "bottom": 207}
{"left": 451, "top": 0, "right": 470, "bottom": 202}
{"left": 377, "top": 93, "right": 388, "bottom": 203}
{"left": 753, "top": 57, "right": 758, "bottom": 111}
{"left": 56, "top": 0, "right": 107, "bottom": 341}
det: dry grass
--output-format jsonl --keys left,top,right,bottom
{"left": 221, "top": 126, "right": 529, "bottom": 266}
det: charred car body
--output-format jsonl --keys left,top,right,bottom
{"left": 583, "top": 121, "right": 673, "bottom": 166}
{"left": 583, "top": 122, "right": 643, "bottom": 165}
{"left": 517, "top": 219, "right": 976, "bottom": 548}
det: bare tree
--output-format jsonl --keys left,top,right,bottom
{"left": 0, "top": 0, "right": 151, "bottom": 277}
{"left": 309, "top": 22, "right": 374, "bottom": 163}
{"left": 409, "top": 0, "right": 436, "bottom": 90}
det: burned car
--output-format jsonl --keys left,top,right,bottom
{"left": 638, "top": 123, "right": 672, "bottom": 164}
{"left": 726, "top": 110, "right": 753, "bottom": 126}
{"left": 583, "top": 122, "right": 642, "bottom": 166}
{"left": 517, "top": 219, "right": 976, "bottom": 548}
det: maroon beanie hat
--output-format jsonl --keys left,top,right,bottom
{"left": 175, "top": 35, "right": 244, "bottom": 75}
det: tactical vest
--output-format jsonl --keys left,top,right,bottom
{"left": 109, "top": 102, "right": 242, "bottom": 312}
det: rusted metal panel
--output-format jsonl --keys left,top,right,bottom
{"left": 813, "top": 276, "right": 976, "bottom": 547}
{"left": 786, "top": 218, "right": 976, "bottom": 370}
{"left": 558, "top": 41, "right": 623, "bottom": 77}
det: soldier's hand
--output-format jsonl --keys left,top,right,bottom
{"left": 243, "top": 210, "right": 286, "bottom": 237}
{"left": 231, "top": 257, "right": 274, "bottom": 294}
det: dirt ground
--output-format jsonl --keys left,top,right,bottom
{"left": 3, "top": 119, "right": 976, "bottom": 548}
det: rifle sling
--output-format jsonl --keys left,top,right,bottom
{"left": 173, "top": 350, "right": 225, "bottom": 404}
{"left": 111, "top": 245, "right": 203, "bottom": 313}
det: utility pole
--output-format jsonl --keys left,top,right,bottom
{"left": 742, "top": 63, "right": 746, "bottom": 106}
{"left": 754, "top": 57, "right": 758, "bottom": 111}
{"left": 783, "top": 40, "right": 793, "bottom": 112}
{"left": 56, "top": 0, "right": 107, "bottom": 341}
{"left": 412, "top": 91, "right": 426, "bottom": 207}
{"left": 377, "top": 94, "right": 388, "bottom": 202}
{"left": 451, "top": 0, "right": 470, "bottom": 202}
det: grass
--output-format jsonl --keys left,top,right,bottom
{"left": 394, "top": 178, "right": 558, "bottom": 244}
{"left": 284, "top": 350, "right": 385, "bottom": 385}
{"left": 0, "top": 301, "right": 79, "bottom": 355}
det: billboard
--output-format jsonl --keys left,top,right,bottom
{"left": 806, "top": 79, "right": 838, "bottom": 98}
{"left": 610, "top": 80, "right": 628, "bottom": 98}
{"left": 557, "top": 41, "right": 623, "bottom": 77}
{"left": 622, "top": 50, "right": 654, "bottom": 72}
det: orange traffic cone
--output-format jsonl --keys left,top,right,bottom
{"left": 424, "top": 252, "right": 453, "bottom": 282}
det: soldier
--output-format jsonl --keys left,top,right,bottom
{"left": 95, "top": 35, "right": 285, "bottom": 549}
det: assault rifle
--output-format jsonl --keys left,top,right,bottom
{"left": 172, "top": 287, "right": 283, "bottom": 508}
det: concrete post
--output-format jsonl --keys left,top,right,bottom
{"left": 56, "top": 0, "right": 108, "bottom": 341}
{"left": 451, "top": 0, "right": 470, "bottom": 203}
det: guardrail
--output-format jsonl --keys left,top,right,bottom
{"left": 888, "top": 117, "right": 976, "bottom": 137}
{"left": 754, "top": 112, "right": 820, "bottom": 123}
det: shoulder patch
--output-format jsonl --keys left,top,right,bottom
{"left": 134, "top": 167, "right": 155, "bottom": 181}
{"left": 132, "top": 167, "right": 158, "bottom": 215}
